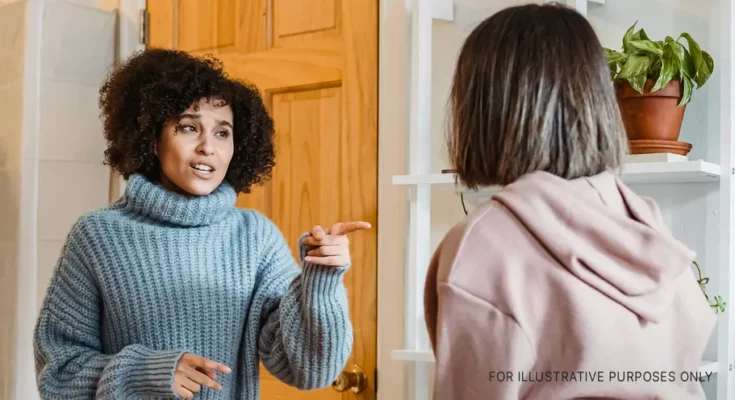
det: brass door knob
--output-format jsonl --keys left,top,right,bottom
{"left": 332, "top": 364, "right": 368, "bottom": 393}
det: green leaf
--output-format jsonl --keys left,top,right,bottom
{"left": 651, "top": 46, "right": 679, "bottom": 92}
{"left": 631, "top": 27, "right": 649, "bottom": 42}
{"left": 679, "top": 33, "right": 713, "bottom": 87}
{"left": 679, "top": 77, "right": 694, "bottom": 106}
{"left": 629, "top": 74, "right": 647, "bottom": 93}
{"left": 603, "top": 48, "right": 628, "bottom": 79}
{"left": 622, "top": 22, "right": 638, "bottom": 53}
{"left": 650, "top": 59, "right": 662, "bottom": 76}
{"left": 629, "top": 39, "right": 663, "bottom": 56}
{"left": 618, "top": 54, "right": 652, "bottom": 79}
{"left": 666, "top": 37, "right": 695, "bottom": 78}
{"left": 604, "top": 48, "right": 627, "bottom": 64}
{"left": 700, "top": 50, "right": 715, "bottom": 87}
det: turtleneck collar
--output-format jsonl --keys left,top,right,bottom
{"left": 121, "top": 174, "right": 237, "bottom": 227}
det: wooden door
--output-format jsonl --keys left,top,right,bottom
{"left": 146, "top": 1, "right": 378, "bottom": 399}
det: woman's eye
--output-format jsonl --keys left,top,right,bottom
{"left": 176, "top": 124, "right": 196, "bottom": 133}
{"left": 216, "top": 131, "right": 230, "bottom": 138}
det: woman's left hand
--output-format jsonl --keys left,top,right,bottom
{"left": 302, "top": 221, "right": 371, "bottom": 267}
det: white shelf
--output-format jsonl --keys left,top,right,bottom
{"left": 393, "top": 173, "right": 456, "bottom": 186}
{"left": 393, "top": 160, "right": 722, "bottom": 188}
{"left": 621, "top": 160, "right": 722, "bottom": 184}
{"left": 392, "top": 349, "right": 719, "bottom": 374}
{"left": 700, "top": 360, "right": 721, "bottom": 375}
{"left": 430, "top": 0, "right": 453, "bottom": 20}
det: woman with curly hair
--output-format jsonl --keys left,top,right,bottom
{"left": 32, "top": 48, "right": 368, "bottom": 400}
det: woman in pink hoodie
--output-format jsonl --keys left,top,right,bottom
{"left": 423, "top": 4, "right": 716, "bottom": 400}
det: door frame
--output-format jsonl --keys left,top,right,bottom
{"left": 376, "top": 0, "right": 409, "bottom": 399}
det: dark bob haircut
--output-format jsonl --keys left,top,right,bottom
{"left": 99, "top": 48, "right": 275, "bottom": 193}
{"left": 447, "top": 3, "right": 627, "bottom": 189}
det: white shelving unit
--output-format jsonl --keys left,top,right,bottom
{"left": 391, "top": 0, "right": 735, "bottom": 399}
{"left": 394, "top": 160, "right": 722, "bottom": 186}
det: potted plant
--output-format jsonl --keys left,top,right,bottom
{"left": 603, "top": 22, "right": 714, "bottom": 156}
{"left": 693, "top": 260, "right": 726, "bottom": 314}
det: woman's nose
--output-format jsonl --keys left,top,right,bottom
{"left": 196, "top": 138, "right": 214, "bottom": 155}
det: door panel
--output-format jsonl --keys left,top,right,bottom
{"left": 148, "top": 1, "right": 377, "bottom": 399}
{"left": 176, "top": 0, "right": 236, "bottom": 52}
{"left": 272, "top": 0, "right": 340, "bottom": 47}
{"left": 269, "top": 87, "right": 342, "bottom": 259}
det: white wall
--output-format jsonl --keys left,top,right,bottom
{"left": 0, "top": 1, "right": 118, "bottom": 398}
{"left": 378, "top": 0, "right": 723, "bottom": 398}
{"left": 35, "top": 0, "right": 115, "bottom": 308}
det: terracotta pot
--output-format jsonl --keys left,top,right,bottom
{"left": 616, "top": 79, "right": 691, "bottom": 155}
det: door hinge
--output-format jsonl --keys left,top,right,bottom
{"left": 138, "top": 9, "right": 150, "bottom": 45}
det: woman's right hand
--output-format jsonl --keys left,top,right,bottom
{"left": 173, "top": 353, "right": 232, "bottom": 399}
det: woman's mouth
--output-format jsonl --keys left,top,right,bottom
{"left": 191, "top": 162, "right": 215, "bottom": 178}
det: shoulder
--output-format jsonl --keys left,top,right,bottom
{"left": 434, "top": 198, "right": 526, "bottom": 284}
{"left": 234, "top": 208, "right": 289, "bottom": 247}
{"left": 53, "top": 205, "right": 125, "bottom": 273}
{"left": 64, "top": 204, "right": 125, "bottom": 246}
{"left": 236, "top": 207, "right": 271, "bottom": 226}
{"left": 235, "top": 208, "right": 278, "bottom": 234}
{"left": 235, "top": 209, "right": 297, "bottom": 273}
{"left": 430, "top": 198, "right": 539, "bottom": 320}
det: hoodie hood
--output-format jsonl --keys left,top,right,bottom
{"left": 491, "top": 170, "right": 696, "bottom": 323}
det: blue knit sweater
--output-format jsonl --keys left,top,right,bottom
{"left": 33, "top": 174, "right": 352, "bottom": 399}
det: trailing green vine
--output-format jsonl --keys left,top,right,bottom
{"left": 693, "top": 260, "right": 726, "bottom": 313}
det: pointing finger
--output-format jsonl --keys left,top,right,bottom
{"left": 329, "top": 221, "right": 371, "bottom": 235}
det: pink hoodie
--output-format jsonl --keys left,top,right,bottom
{"left": 424, "top": 170, "right": 716, "bottom": 400}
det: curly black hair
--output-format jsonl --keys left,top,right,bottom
{"left": 98, "top": 48, "right": 275, "bottom": 193}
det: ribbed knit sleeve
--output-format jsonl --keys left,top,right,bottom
{"left": 253, "top": 218, "right": 353, "bottom": 390}
{"left": 33, "top": 219, "right": 185, "bottom": 399}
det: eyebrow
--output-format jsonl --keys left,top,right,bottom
{"left": 178, "top": 113, "right": 233, "bottom": 129}
{"left": 178, "top": 113, "right": 200, "bottom": 121}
